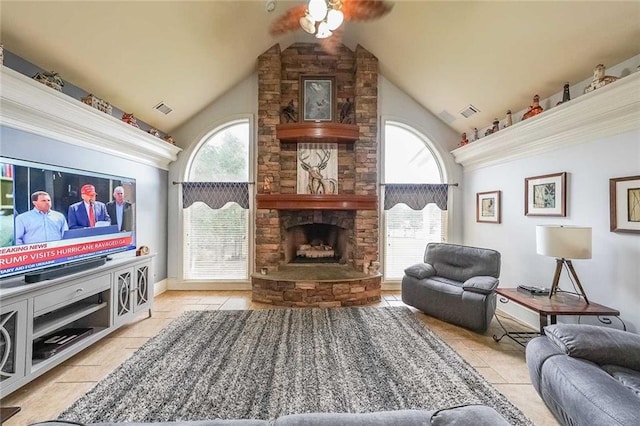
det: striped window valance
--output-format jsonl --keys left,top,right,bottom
{"left": 182, "top": 182, "right": 249, "bottom": 209}
{"left": 384, "top": 184, "right": 449, "bottom": 211}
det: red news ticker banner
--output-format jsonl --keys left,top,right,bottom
{"left": 0, "top": 236, "right": 133, "bottom": 269}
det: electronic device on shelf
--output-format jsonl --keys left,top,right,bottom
{"left": 517, "top": 285, "right": 550, "bottom": 295}
{"left": 32, "top": 328, "right": 94, "bottom": 359}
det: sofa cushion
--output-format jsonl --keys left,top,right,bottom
{"left": 431, "top": 404, "right": 510, "bottom": 426}
{"left": 423, "top": 243, "right": 500, "bottom": 282}
{"left": 275, "top": 410, "right": 430, "bottom": 425}
{"left": 602, "top": 365, "right": 640, "bottom": 397}
{"left": 462, "top": 276, "right": 499, "bottom": 295}
{"left": 544, "top": 324, "right": 640, "bottom": 371}
{"left": 404, "top": 263, "right": 436, "bottom": 280}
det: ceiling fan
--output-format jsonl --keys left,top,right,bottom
{"left": 269, "top": 0, "right": 393, "bottom": 54}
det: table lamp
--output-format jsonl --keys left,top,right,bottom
{"left": 536, "top": 225, "right": 592, "bottom": 303}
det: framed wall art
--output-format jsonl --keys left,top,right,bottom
{"left": 300, "top": 75, "right": 335, "bottom": 122}
{"left": 476, "top": 190, "right": 501, "bottom": 223}
{"left": 525, "top": 172, "right": 567, "bottom": 216}
{"left": 610, "top": 175, "right": 640, "bottom": 233}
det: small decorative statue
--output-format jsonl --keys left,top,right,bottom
{"left": 33, "top": 70, "right": 64, "bottom": 92}
{"left": 472, "top": 127, "right": 479, "bottom": 141}
{"left": 281, "top": 100, "right": 297, "bottom": 123}
{"left": 504, "top": 110, "right": 513, "bottom": 128}
{"left": 491, "top": 119, "right": 500, "bottom": 133}
{"left": 121, "top": 112, "right": 140, "bottom": 128}
{"left": 522, "top": 94, "right": 543, "bottom": 120}
{"left": 459, "top": 132, "right": 469, "bottom": 147}
{"left": 484, "top": 127, "right": 493, "bottom": 136}
{"left": 584, "top": 64, "right": 618, "bottom": 94}
{"left": 147, "top": 128, "right": 160, "bottom": 137}
{"left": 340, "top": 98, "right": 355, "bottom": 124}
{"left": 164, "top": 135, "right": 176, "bottom": 145}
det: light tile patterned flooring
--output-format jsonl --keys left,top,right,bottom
{"left": 1, "top": 291, "right": 559, "bottom": 425}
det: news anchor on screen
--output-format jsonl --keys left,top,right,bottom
{"left": 106, "top": 186, "right": 133, "bottom": 231}
{"left": 14, "top": 191, "right": 69, "bottom": 245}
{"left": 67, "top": 184, "right": 110, "bottom": 229}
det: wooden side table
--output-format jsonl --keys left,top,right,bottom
{"left": 493, "top": 288, "right": 623, "bottom": 346}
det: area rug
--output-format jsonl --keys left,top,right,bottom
{"left": 59, "top": 307, "right": 531, "bottom": 424}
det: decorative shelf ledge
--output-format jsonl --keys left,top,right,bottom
{"left": 450, "top": 72, "right": 640, "bottom": 171}
{"left": 256, "top": 194, "right": 377, "bottom": 210}
{"left": 0, "top": 66, "right": 182, "bottom": 170}
{"left": 275, "top": 122, "right": 359, "bottom": 143}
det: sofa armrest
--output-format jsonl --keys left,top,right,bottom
{"left": 462, "top": 276, "right": 499, "bottom": 295}
{"left": 544, "top": 324, "right": 640, "bottom": 371}
{"left": 404, "top": 263, "right": 436, "bottom": 280}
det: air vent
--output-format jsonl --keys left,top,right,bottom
{"left": 459, "top": 104, "right": 480, "bottom": 118}
{"left": 154, "top": 102, "right": 173, "bottom": 115}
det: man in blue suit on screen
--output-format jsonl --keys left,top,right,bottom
{"left": 67, "top": 184, "right": 110, "bottom": 229}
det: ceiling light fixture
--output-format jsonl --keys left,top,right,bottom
{"left": 299, "top": 0, "right": 344, "bottom": 39}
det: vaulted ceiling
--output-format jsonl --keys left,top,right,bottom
{"left": 2, "top": 1, "right": 639, "bottom": 139}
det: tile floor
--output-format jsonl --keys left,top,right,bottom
{"left": 0, "top": 291, "right": 559, "bottom": 425}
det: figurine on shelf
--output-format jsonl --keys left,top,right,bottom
{"left": 484, "top": 127, "right": 493, "bottom": 137}
{"left": 472, "top": 127, "right": 479, "bottom": 141}
{"left": 504, "top": 110, "right": 513, "bottom": 128}
{"left": 340, "top": 98, "right": 355, "bottom": 124}
{"left": 522, "top": 95, "right": 543, "bottom": 120}
{"left": 147, "top": 128, "right": 160, "bottom": 138}
{"left": 164, "top": 135, "right": 176, "bottom": 145}
{"left": 32, "top": 71, "right": 64, "bottom": 92}
{"left": 281, "top": 100, "right": 297, "bottom": 123}
{"left": 556, "top": 82, "right": 571, "bottom": 105}
{"left": 121, "top": 113, "right": 140, "bottom": 128}
{"left": 584, "top": 64, "right": 618, "bottom": 94}
{"left": 491, "top": 119, "right": 500, "bottom": 134}
{"left": 459, "top": 132, "right": 469, "bottom": 147}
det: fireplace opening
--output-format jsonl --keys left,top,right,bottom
{"left": 285, "top": 223, "right": 348, "bottom": 264}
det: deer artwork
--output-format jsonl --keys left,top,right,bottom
{"left": 298, "top": 148, "right": 337, "bottom": 194}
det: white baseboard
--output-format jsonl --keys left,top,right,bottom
{"left": 154, "top": 279, "right": 168, "bottom": 296}
{"left": 166, "top": 277, "right": 251, "bottom": 291}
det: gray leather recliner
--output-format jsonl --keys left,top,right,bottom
{"left": 401, "top": 243, "right": 501, "bottom": 332}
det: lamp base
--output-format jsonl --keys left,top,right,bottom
{"left": 549, "top": 258, "right": 590, "bottom": 304}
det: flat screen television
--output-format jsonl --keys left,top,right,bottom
{"left": 0, "top": 156, "right": 136, "bottom": 280}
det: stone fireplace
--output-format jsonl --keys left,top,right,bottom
{"left": 253, "top": 43, "right": 380, "bottom": 307}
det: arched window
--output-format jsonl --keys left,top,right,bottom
{"left": 182, "top": 120, "right": 251, "bottom": 280}
{"left": 382, "top": 121, "right": 448, "bottom": 281}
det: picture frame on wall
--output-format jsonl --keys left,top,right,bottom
{"left": 476, "top": 190, "right": 501, "bottom": 223}
{"left": 610, "top": 175, "right": 640, "bottom": 233}
{"left": 300, "top": 75, "right": 335, "bottom": 122}
{"left": 525, "top": 172, "right": 567, "bottom": 216}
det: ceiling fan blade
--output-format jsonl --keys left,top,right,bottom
{"left": 342, "top": 0, "right": 393, "bottom": 21}
{"left": 270, "top": 4, "right": 308, "bottom": 35}
{"left": 319, "top": 27, "right": 344, "bottom": 55}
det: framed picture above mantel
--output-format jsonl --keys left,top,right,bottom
{"left": 300, "top": 75, "right": 336, "bottom": 122}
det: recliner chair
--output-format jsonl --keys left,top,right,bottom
{"left": 402, "top": 243, "right": 501, "bottom": 332}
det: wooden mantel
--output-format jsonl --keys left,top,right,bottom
{"left": 275, "top": 122, "right": 359, "bottom": 143}
{"left": 256, "top": 194, "right": 377, "bottom": 210}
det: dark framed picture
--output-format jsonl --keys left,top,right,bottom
{"left": 610, "top": 175, "right": 640, "bottom": 233}
{"left": 525, "top": 172, "right": 567, "bottom": 216}
{"left": 300, "top": 75, "right": 335, "bottom": 122}
{"left": 476, "top": 190, "right": 501, "bottom": 223}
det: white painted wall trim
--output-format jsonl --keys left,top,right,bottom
{"left": 154, "top": 279, "right": 168, "bottom": 296}
{"left": 167, "top": 278, "right": 252, "bottom": 291}
{"left": 451, "top": 72, "right": 640, "bottom": 171}
{"left": 0, "top": 66, "right": 181, "bottom": 170}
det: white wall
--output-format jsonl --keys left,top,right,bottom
{"left": 463, "top": 129, "right": 640, "bottom": 332}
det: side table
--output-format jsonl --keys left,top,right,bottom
{"left": 493, "top": 288, "right": 623, "bottom": 346}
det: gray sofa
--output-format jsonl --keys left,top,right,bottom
{"left": 33, "top": 405, "right": 509, "bottom": 425}
{"left": 526, "top": 324, "right": 640, "bottom": 426}
{"left": 401, "top": 243, "right": 501, "bottom": 332}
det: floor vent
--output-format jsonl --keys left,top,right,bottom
{"left": 154, "top": 102, "right": 173, "bottom": 115}
{"left": 459, "top": 104, "right": 480, "bottom": 118}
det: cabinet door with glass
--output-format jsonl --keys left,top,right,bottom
{"left": 112, "top": 266, "right": 135, "bottom": 327}
{"left": 134, "top": 261, "right": 153, "bottom": 317}
{"left": 0, "top": 300, "right": 27, "bottom": 393}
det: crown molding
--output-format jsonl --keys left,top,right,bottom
{"left": 450, "top": 72, "right": 640, "bottom": 171}
{"left": 0, "top": 66, "right": 181, "bottom": 170}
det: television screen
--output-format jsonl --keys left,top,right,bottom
{"left": 0, "top": 157, "right": 136, "bottom": 279}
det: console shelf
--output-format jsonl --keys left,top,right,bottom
{"left": 33, "top": 301, "right": 108, "bottom": 339}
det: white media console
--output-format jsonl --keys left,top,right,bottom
{"left": 0, "top": 255, "right": 153, "bottom": 398}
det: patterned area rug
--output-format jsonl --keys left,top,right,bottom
{"left": 59, "top": 307, "right": 531, "bottom": 424}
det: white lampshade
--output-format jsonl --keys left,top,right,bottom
{"left": 326, "top": 9, "right": 344, "bottom": 30}
{"left": 536, "top": 225, "right": 592, "bottom": 259}
{"left": 308, "top": 0, "right": 328, "bottom": 21}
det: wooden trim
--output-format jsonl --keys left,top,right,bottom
{"left": 256, "top": 194, "right": 377, "bottom": 210}
{"left": 275, "top": 122, "right": 359, "bottom": 143}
